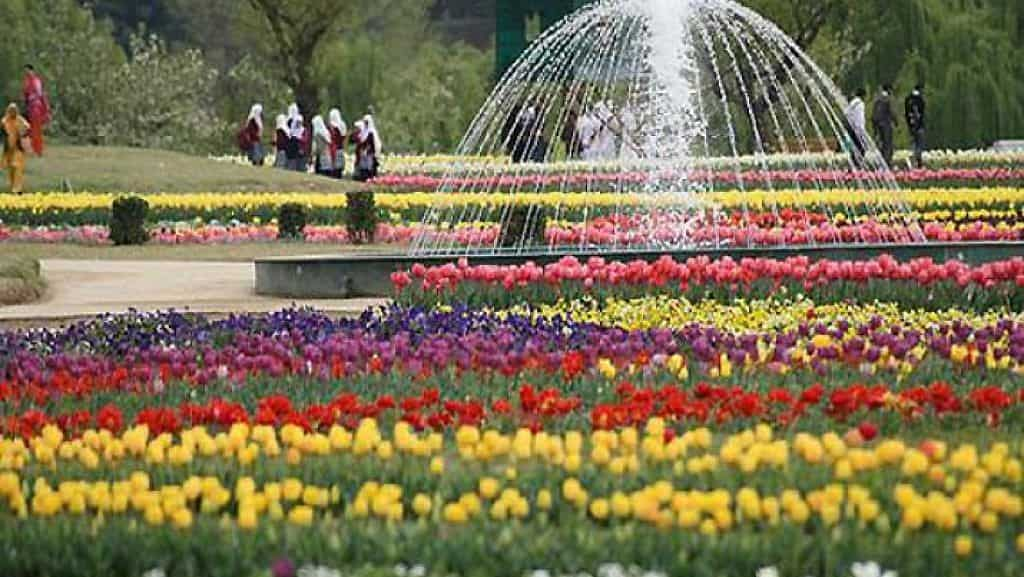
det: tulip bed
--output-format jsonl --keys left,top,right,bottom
{"left": 2, "top": 258, "right": 1024, "bottom": 577}
{"left": 3, "top": 186, "right": 1024, "bottom": 249}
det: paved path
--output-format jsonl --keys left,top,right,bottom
{"left": 0, "top": 260, "right": 386, "bottom": 324}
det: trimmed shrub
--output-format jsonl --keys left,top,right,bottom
{"left": 345, "top": 190, "right": 380, "bottom": 245}
{"left": 499, "top": 206, "right": 548, "bottom": 249}
{"left": 109, "top": 196, "right": 149, "bottom": 246}
{"left": 278, "top": 203, "right": 307, "bottom": 240}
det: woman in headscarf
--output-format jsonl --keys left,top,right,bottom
{"left": 243, "top": 103, "right": 264, "bottom": 166}
{"left": 328, "top": 109, "right": 347, "bottom": 179}
{"left": 356, "top": 114, "right": 381, "bottom": 180}
{"left": 273, "top": 114, "right": 289, "bottom": 168}
{"left": 286, "top": 113, "right": 307, "bottom": 172}
{"left": 351, "top": 120, "right": 368, "bottom": 181}
{"left": 1, "top": 104, "right": 31, "bottom": 194}
{"left": 311, "top": 115, "right": 334, "bottom": 177}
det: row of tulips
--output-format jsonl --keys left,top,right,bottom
{"left": 394, "top": 255, "right": 1024, "bottom": 311}
{"left": 0, "top": 419, "right": 1021, "bottom": 576}
{"left": 6, "top": 219, "right": 1024, "bottom": 247}
{"left": 365, "top": 149, "right": 1024, "bottom": 176}
{"left": 4, "top": 187, "right": 1024, "bottom": 227}
{"left": 3, "top": 377, "right": 1021, "bottom": 440}
{"left": 5, "top": 306, "right": 1024, "bottom": 408}
{"left": 370, "top": 167, "right": 1024, "bottom": 192}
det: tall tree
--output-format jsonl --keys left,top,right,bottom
{"left": 244, "top": 0, "right": 349, "bottom": 114}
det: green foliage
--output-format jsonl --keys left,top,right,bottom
{"left": 109, "top": 196, "right": 150, "bottom": 246}
{"left": 101, "top": 34, "right": 226, "bottom": 151}
{"left": 0, "top": 0, "right": 225, "bottom": 153}
{"left": 375, "top": 41, "right": 493, "bottom": 152}
{"left": 277, "top": 203, "right": 307, "bottom": 240}
{"left": 344, "top": 190, "right": 380, "bottom": 245}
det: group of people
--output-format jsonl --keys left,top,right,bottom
{"left": 1, "top": 64, "right": 51, "bottom": 194}
{"left": 507, "top": 99, "right": 642, "bottom": 164}
{"left": 844, "top": 84, "right": 928, "bottom": 169}
{"left": 239, "top": 103, "right": 382, "bottom": 181}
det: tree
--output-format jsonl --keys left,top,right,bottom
{"left": 244, "top": 0, "right": 350, "bottom": 114}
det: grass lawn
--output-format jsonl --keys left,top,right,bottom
{"left": 1, "top": 243, "right": 398, "bottom": 262}
{"left": 21, "top": 145, "right": 366, "bottom": 194}
{"left": 0, "top": 257, "right": 46, "bottom": 304}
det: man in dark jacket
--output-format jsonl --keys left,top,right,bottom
{"left": 872, "top": 85, "right": 896, "bottom": 168}
{"left": 905, "top": 84, "right": 926, "bottom": 169}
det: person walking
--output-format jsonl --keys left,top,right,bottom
{"left": 352, "top": 119, "right": 380, "bottom": 182}
{"left": 1, "top": 103, "right": 31, "bottom": 194}
{"left": 239, "top": 103, "right": 264, "bottom": 166}
{"left": 286, "top": 113, "right": 307, "bottom": 172}
{"left": 328, "top": 109, "right": 347, "bottom": 179}
{"left": 311, "top": 115, "right": 334, "bottom": 177}
{"left": 843, "top": 89, "right": 868, "bottom": 168}
{"left": 273, "top": 114, "right": 289, "bottom": 168}
{"left": 21, "top": 65, "right": 50, "bottom": 157}
{"left": 872, "top": 85, "right": 896, "bottom": 168}
{"left": 362, "top": 114, "right": 382, "bottom": 178}
{"left": 905, "top": 84, "right": 927, "bottom": 169}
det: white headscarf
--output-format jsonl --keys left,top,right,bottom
{"left": 287, "top": 103, "right": 299, "bottom": 122}
{"left": 248, "top": 103, "right": 263, "bottom": 132}
{"left": 275, "top": 114, "right": 288, "bottom": 132}
{"left": 328, "top": 109, "right": 347, "bottom": 135}
{"left": 312, "top": 115, "right": 331, "bottom": 142}
{"left": 289, "top": 114, "right": 305, "bottom": 139}
{"left": 363, "top": 114, "right": 382, "bottom": 152}
{"left": 354, "top": 120, "right": 366, "bottom": 142}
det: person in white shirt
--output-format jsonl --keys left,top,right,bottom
{"left": 844, "top": 88, "right": 868, "bottom": 168}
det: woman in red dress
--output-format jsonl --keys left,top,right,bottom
{"left": 21, "top": 65, "right": 50, "bottom": 157}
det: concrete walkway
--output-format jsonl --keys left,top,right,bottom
{"left": 0, "top": 260, "right": 386, "bottom": 324}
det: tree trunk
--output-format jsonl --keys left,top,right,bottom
{"left": 294, "top": 74, "right": 320, "bottom": 119}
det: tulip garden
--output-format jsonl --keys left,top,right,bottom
{"left": 1, "top": 248, "right": 1023, "bottom": 576}
{"left": 2, "top": 149, "right": 1024, "bottom": 577}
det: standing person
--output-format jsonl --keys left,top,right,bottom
{"left": 310, "top": 115, "right": 334, "bottom": 177}
{"left": 362, "top": 114, "right": 382, "bottom": 178}
{"left": 328, "top": 109, "right": 347, "bottom": 179}
{"left": 561, "top": 104, "right": 580, "bottom": 160}
{"left": 872, "top": 85, "right": 896, "bottom": 168}
{"left": 576, "top": 109, "right": 597, "bottom": 160}
{"left": 350, "top": 120, "right": 366, "bottom": 180}
{"left": 240, "top": 104, "right": 264, "bottom": 166}
{"left": 273, "top": 114, "right": 289, "bottom": 168}
{"left": 1, "top": 104, "right": 31, "bottom": 194}
{"left": 843, "top": 89, "right": 868, "bottom": 168}
{"left": 905, "top": 84, "right": 927, "bottom": 169}
{"left": 21, "top": 65, "right": 50, "bottom": 157}
{"left": 286, "top": 113, "right": 307, "bottom": 172}
{"left": 353, "top": 119, "right": 379, "bottom": 182}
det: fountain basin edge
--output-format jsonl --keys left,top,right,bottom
{"left": 254, "top": 242, "right": 1024, "bottom": 299}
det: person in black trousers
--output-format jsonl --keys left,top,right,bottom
{"left": 872, "top": 85, "right": 896, "bottom": 168}
{"left": 905, "top": 84, "right": 926, "bottom": 169}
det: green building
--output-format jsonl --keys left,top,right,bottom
{"left": 496, "top": 0, "right": 591, "bottom": 77}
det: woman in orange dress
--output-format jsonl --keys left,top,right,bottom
{"left": 1, "top": 103, "right": 31, "bottom": 194}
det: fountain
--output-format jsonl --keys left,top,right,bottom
{"left": 255, "top": 0, "right": 1014, "bottom": 298}
{"left": 411, "top": 0, "right": 923, "bottom": 256}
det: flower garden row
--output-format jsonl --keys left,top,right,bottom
{"left": 372, "top": 167, "right": 1024, "bottom": 192}
{"left": 2, "top": 252, "right": 1023, "bottom": 575}
{"left": 367, "top": 150, "right": 1024, "bottom": 177}
{"left": 6, "top": 218, "right": 1024, "bottom": 247}
{"left": 3, "top": 187, "right": 1024, "bottom": 250}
